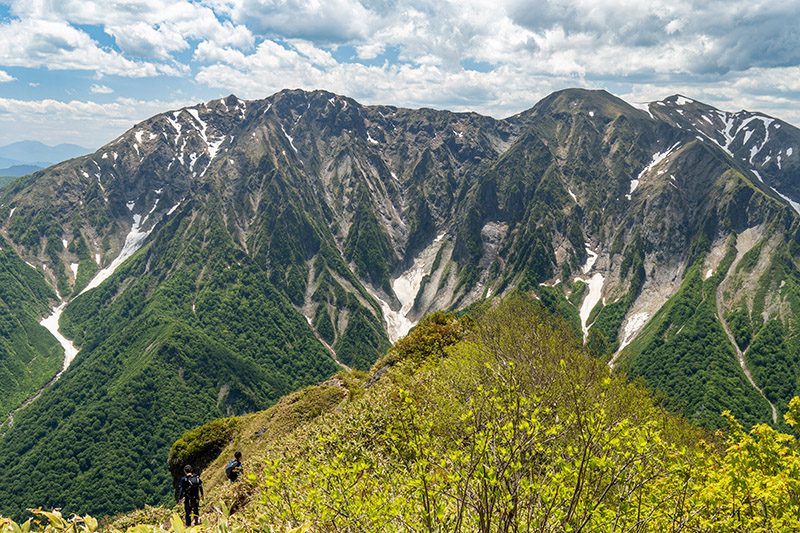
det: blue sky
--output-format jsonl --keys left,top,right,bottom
{"left": 1, "top": 0, "right": 800, "bottom": 150}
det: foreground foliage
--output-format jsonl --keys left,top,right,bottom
{"left": 6, "top": 297, "right": 800, "bottom": 531}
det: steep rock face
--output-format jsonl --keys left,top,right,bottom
{"left": 1, "top": 88, "right": 800, "bottom": 518}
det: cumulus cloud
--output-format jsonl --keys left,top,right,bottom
{"left": 4, "top": 0, "right": 800, "bottom": 144}
{"left": 0, "top": 70, "right": 15, "bottom": 82}
{"left": 90, "top": 83, "right": 114, "bottom": 94}
{"left": 5, "top": 0, "right": 255, "bottom": 62}
{"left": 218, "top": 0, "right": 378, "bottom": 44}
{"left": 105, "top": 22, "right": 189, "bottom": 60}
{"left": 503, "top": 0, "right": 800, "bottom": 77}
{"left": 0, "top": 18, "right": 181, "bottom": 76}
{"left": 0, "top": 95, "right": 198, "bottom": 147}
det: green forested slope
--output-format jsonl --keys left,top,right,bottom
{"left": 78, "top": 295, "right": 800, "bottom": 533}
{"left": 624, "top": 253, "right": 773, "bottom": 428}
{"left": 0, "top": 234, "right": 60, "bottom": 420}
{"left": 0, "top": 200, "right": 342, "bottom": 519}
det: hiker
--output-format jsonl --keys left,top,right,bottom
{"left": 177, "top": 464, "right": 204, "bottom": 526}
{"left": 225, "top": 451, "right": 243, "bottom": 482}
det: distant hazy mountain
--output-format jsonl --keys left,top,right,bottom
{"left": 0, "top": 140, "right": 91, "bottom": 169}
{"left": 0, "top": 164, "right": 43, "bottom": 177}
{"left": 1, "top": 88, "right": 800, "bottom": 519}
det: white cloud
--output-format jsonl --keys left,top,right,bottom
{"left": 0, "top": 96, "right": 198, "bottom": 147}
{"left": 0, "top": 70, "right": 15, "bottom": 82}
{"left": 221, "top": 0, "right": 377, "bottom": 43}
{"left": 105, "top": 22, "right": 188, "bottom": 60}
{"left": 3, "top": 0, "right": 800, "bottom": 145}
{"left": 355, "top": 42, "right": 385, "bottom": 61}
{"left": 0, "top": 18, "right": 181, "bottom": 77}
{"left": 4, "top": 0, "right": 255, "bottom": 63}
{"left": 90, "top": 83, "right": 114, "bottom": 94}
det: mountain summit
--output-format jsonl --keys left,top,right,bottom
{"left": 0, "top": 88, "right": 799, "bottom": 517}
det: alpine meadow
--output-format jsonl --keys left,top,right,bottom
{"left": 3, "top": 88, "right": 800, "bottom": 530}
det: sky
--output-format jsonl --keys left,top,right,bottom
{"left": 1, "top": 0, "right": 800, "bottom": 150}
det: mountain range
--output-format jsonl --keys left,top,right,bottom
{"left": 0, "top": 88, "right": 799, "bottom": 518}
{"left": 0, "top": 141, "right": 91, "bottom": 176}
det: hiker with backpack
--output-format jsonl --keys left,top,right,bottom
{"left": 225, "top": 451, "right": 243, "bottom": 482}
{"left": 177, "top": 464, "right": 204, "bottom": 526}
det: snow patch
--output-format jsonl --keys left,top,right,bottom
{"left": 582, "top": 247, "right": 597, "bottom": 274}
{"left": 578, "top": 273, "right": 604, "bottom": 337}
{"left": 618, "top": 312, "right": 649, "bottom": 352}
{"left": 748, "top": 116, "right": 775, "bottom": 164}
{"left": 705, "top": 268, "right": 713, "bottom": 279}
{"left": 372, "top": 234, "right": 446, "bottom": 343}
{"left": 126, "top": 201, "right": 135, "bottom": 211}
{"left": 568, "top": 188, "right": 577, "bottom": 202}
{"left": 62, "top": 239, "right": 68, "bottom": 249}
{"left": 40, "top": 303, "right": 79, "bottom": 374}
{"left": 675, "top": 96, "right": 693, "bottom": 105}
{"left": 70, "top": 263, "right": 78, "bottom": 277}
{"left": 630, "top": 102, "right": 654, "bottom": 119}
{"left": 8, "top": 207, "right": 15, "bottom": 218}
{"left": 167, "top": 113, "right": 182, "bottom": 145}
{"left": 628, "top": 142, "right": 681, "bottom": 199}
{"left": 187, "top": 107, "right": 224, "bottom": 163}
{"left": 80, "top": 214, "right": 155, "bottom": 295}
{"left": 626, "top": 179, "right": 639, "bottom": 200}
{"left": 367, "top": 132, "right": 379, "bottom": 144}
{"left": 770, "top": 186, "right": 800, "bottom": 215}
{"left": 281, "top": 125, "right": 298, "bottom": 154}
{"left": 589, "top": 111, "right": 595, "bottom": 117}
{"left": 135, "top": 130, "right": 144, "bottom": 144}
{"left": 788, "top": 147, "right": 794, "bottom": 157}
{"left": 167, "top": 200, "right": 183, "bottom": 216}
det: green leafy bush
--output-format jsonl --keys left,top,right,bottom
{"left": 168, "top": 417, "right": 239, "bottom": 486}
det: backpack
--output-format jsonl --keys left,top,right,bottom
{"left": 184, "top": 474, "right": 201, "bottom": 499}
{"left": 225, "top": 459, "right": 239, "bottom": 480}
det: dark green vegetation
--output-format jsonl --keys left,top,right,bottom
{"left": 739, "top": 241, "right": 800, "bottom": 416}
{"left": 0, "top": 195, "right": 353, "bottom": 519}
{"left": 623, "top": 247, "right": 773, "bottom": 428}
{"left": 2, "top": 88, "right": 800, "bottom": 521}
{"left": 168, "top": 417, "right": 239, "bottom": 488}
{"left": 89, "top": 296, "right": 800, "bottom": 533}
{"left": 0, "top": 234, "right": 60, "bottom": 420}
